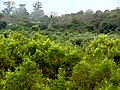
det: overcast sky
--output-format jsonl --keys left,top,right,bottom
{"left": 0, "top": 0, "right": 120, "bottom": 15}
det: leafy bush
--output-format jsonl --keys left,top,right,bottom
{"left": 30, "top": 25, "right": 40, "bottom": 31}
{"left": 1, "top": 59, "right": 43, "bottom": 90}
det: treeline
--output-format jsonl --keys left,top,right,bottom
{"left": 39, "top": 8, "right": 120, "bottom": 34}
{"left": 1, "top": 7, "right": 120, "bottom": 34}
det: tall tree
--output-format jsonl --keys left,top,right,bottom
{"left": 2, "top": 1, "right": 15, "bottom": 15}
{"left": 30, "top": 1, "right": 45, "bottom": 20}
{"left": 14, "top": 4, "right": 29, "bottom": 18}
{"left": 30, "top": 9, "right": 45, "bottom": 19}
{"left": 33, "top": 1, "right": 42, "bottom": 10}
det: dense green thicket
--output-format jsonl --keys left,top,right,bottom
{"left": 0, "top": 29, "right": 120, "bottom": 89}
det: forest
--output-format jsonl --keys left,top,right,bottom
{"left": 0, "top": 1, "right": 120, "bottom": 90}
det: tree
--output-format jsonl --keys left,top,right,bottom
{"left": 14, "top": 4, "right": 29, "bottom": 18}
{"left": 30, "top": 2, "right": 45, "bottom": 20}
{"left": 0, "top": 13, "right": 4, "bottom": 20}
{"left": 33, "top": 1, "right": 42, "bottom": 10}
{"left": 2, "top": 1, "right": 15, "bottom": 15}
{"left": 85, "top": 9, "right": 94, "bottom": 15}
{"left": 77, "top": 10, "right": 84, "bottom": 15}
{"left": 99, "top": 22, "right": 117, "bottom": 34}
{"left": 49, "top": 12, "right": 58, "bottom": 18}
{"left": 95, "top": 10, "right": 102, "bottom": 15}
{"left": 30, "top": 9, "right": 45, "bottom": 19}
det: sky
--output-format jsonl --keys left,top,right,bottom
{"left": 0, "top": 0, "right": 120, "bottom": 15}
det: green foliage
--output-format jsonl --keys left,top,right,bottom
{"left": 0, "top": 21, "right": 7, "bottom": 30}
{"left": 86, "top": 35, "right": 120, "bottom": 64}
{"left": 30, "top": 25, "right": 40, "bottom": 31}
{"left": 99, "top": 22, "right": 117, "bottom": 34}
{"left": 71, "top": 35, "right": 120, "bottom": 89}
{"left": 1, "top": 59, "right": 43, "bottom": 90}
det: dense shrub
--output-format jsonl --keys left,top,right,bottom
{"left": 0, "top": 21, "right": 7, "bottom": 30}
{"left": 99, "top": 22, "right": 117, "bottom": 34}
